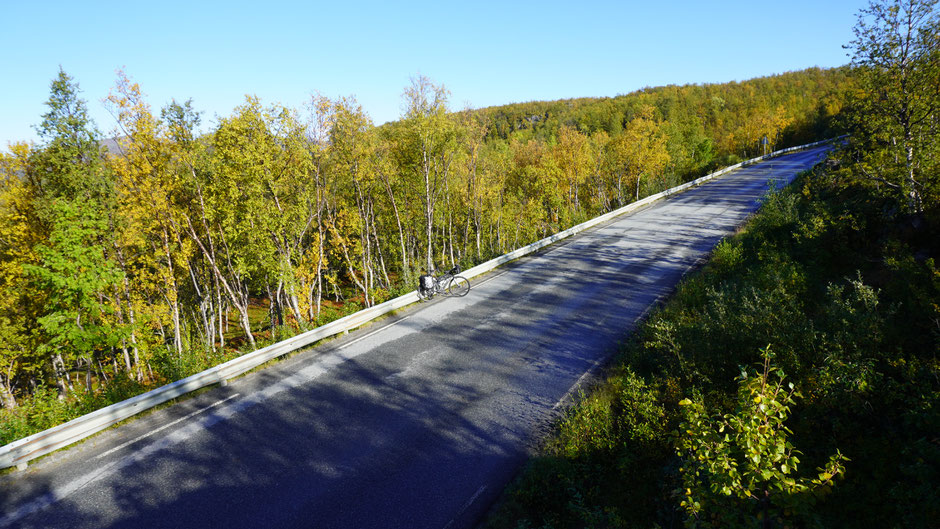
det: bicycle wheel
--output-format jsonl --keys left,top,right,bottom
{"left": 447, "top": 275, "right": 470, "bottom": 297}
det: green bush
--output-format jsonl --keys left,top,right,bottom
{"left": 677, "top": 350, "right": 847, "bottom": 529}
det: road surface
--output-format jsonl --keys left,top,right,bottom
{"left": 0, "top": 146, "right": 830, "bottom": 529}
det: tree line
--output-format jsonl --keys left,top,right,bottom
{"left": 0, "top": 65, "right": 850, "bottom": 423}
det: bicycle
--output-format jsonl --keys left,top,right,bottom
{"left": 417, "top": 265, "right": 471, "bottom": 300}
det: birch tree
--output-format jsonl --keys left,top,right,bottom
{"left": 846, "top": 0, "right": 940, "bottom": 213}
{"left": 398, "top": 76, "right": 457, "bottom": 272}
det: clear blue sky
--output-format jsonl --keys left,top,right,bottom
{"left": 1, "top": 0, "right": 869, "bottom": 147}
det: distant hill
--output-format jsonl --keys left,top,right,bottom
{"left": 471, "top": 67, "right": 852, "bottom": 144}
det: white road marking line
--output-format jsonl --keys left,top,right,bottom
{"left": 94, "top": 393, "right": 241, "bottom": 460}
{"left": 553, "top": 357, "right": 604, "bottom": 410}
{"left": 462, "top": 484, "right": 488, "bottom": 511}
{"left": 442, "top": 484, "right": 488, "bottom": 529}
{"left": 338, "top": 315, "right": 413, "bottom": 350}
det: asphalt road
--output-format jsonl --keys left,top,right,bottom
{"left": 0, "top": 146, "right": 830, "bottom": 529}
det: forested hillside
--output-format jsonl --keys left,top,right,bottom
{"left": 480, "top": 67, "right": 847, "bottom": 156}
{"left": 0, "top": 63, "right": 852, "bottom": 442}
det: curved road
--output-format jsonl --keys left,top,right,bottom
{"left": 0, "top": 146, "right": 830, "bottom": 529}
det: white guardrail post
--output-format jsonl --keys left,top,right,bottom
{"left": 0, "top": 137, "right": 840, "bottom": 470}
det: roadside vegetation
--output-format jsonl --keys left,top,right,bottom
{"left": 486, "top": 1, "right": 940, "bottom": 527}
{"left": 486, "top": 163, "right": 939, "bottom": 529}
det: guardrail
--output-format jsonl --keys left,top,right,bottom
{"left": 0, "top": 137, "right": 839, "bottom": 471}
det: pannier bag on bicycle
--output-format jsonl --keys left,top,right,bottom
{"left": 419, "top": 274, "right": 435, "bottom": 292}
